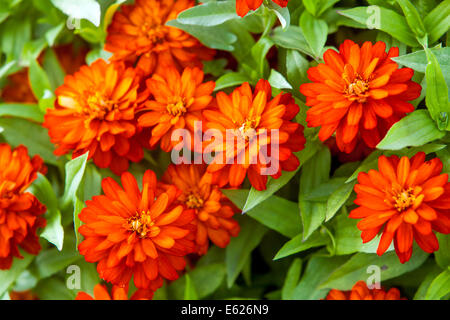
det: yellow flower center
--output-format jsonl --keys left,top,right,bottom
{"left": 237, "top": 117, "right": 260, "bottom": 140}
{"left": 141, "top": 22, "right": 166, "bottom": 45}
{"left": 344, "top": 75, "right": 370, "bottom": 103}
{"left": 166, "top": 97, "right": 188, "bottom": 117}
{"left": 85, "top": 91, "right": 115, "bottom": 119}
{"left": 127, "top": 211, "right": 160, "bottom": 238}
{"left": 185, "top": 193, "right": 204, "bottom": 209}
{"left": 392, "top": 188, "right": 416, "bottom": 212}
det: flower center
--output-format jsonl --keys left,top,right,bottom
{"left": 392, "top": 188, "right": 416, "bottom": 212}
{"left": 127, "top": 211, "right": 160, "bottom": 238}
{"left": 344, "top": 75, "right": 370, "bottom": 103}
{"left": 141, "top": 22, "right": 166, "bottom": 45}
{"left": 185, "top": 193, "right": 204, "bottom": 209}
{"left": 166, "top": 97, "right": 187, "bottom": 117}
{"left": 84, "top": 91, "right": 115, "bottom": 119}
{"left": 237, "top": 117, "right": 260, "bottom": 140}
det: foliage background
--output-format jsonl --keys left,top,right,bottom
{"left": 0, "top": 0, "right": 449, "bottom": 300}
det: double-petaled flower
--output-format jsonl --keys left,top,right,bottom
{"left": 326, "top": 281, "right": 405, "bottom": 300}
{"left": 0, "top": 144, "right": 46, "bottom": 270}
{"left": 203, "top": 80, "right": 305, "bottom": 191}
{"left": 350, "top": 152, "right": 450, "bottom": 263}
{"left": 105, "top": 0, "right": 215, "bottom": 75}
{"left": 44, "top": 59, "right": 145, "bottom": 175}
{"left": 161, "top": 164, "right": 240, "bottom": 255}
{"left": 78, "top": 170, "right": 196, "bottom": 290}
{"left": 300, "top": 40, "right": 421, "bottom": 154}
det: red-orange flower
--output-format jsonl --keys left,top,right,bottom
{"left": 203, "top": 80, "right": 305, "bottom": 191}
{"left": 137, "top": 66, "right": 215, "bottom": 152}
{"left": 75, "top": 284, "right": 153, "bottom": 300}
{"left": 161, "top": 164, "right": 240, "bottom": 255}
{"left": 300, "top": 40, "right": 421, "bottom": 153}
{"left": 326, "top": 281, "right": 405, "bottom": 300}
{"left": 78, "top": 170, "right": 196, "bottom": 290}
{"left": 350, "top": 152, "right": 450, "bottom": 263}
{"left": 1, "top": 70, "right": 37, "bottom": 103}
{"left": 105, "top": 0, "right": 215, "bottom": 75}
{"left": 236, "top": 0, "right": 290, "bottom": 17}
{"left": 44, "top": 59, "right": 145, "bottom": 175}
{"left": 9, "top": 290, "right": 39, "bottom": 300}
{"left": 0, "top": 144, "right": 46, "bottom": 270}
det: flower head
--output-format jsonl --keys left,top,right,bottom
{"left": 161, "top": 164, "right": 240, "bottom": 255}
{"left": 44, "top": 59, "right": 145, "bottom": 175}
{"left": 75, "top": 284, "right": 153, "bottom": 300}
{"left": 1, "top": 70, "right": 36, "bottom": 103}
{"left": 0, "top": 144, "right": 46, "bottom": 270}
{"left": 350, "top": 152, "right": 450, "bottom": 263}
{"left": 203, "top": 80, "right": 305, "bottom": 191}
{"left": 236, "top": 0, "right": 290, "bottom": 17}
{"left": 105, "top": 0, "right": 215, "bottom": 75}
{"left": 137, "top": 66, "right": 215, "bottom": 152}
{"left": 78, "top": 170, "right": 196, "bottom": 290}
{"left": 326, "top": 281, "right": 405, "bottom": 300}
{"left": 300, "top": 40, "right": 421, "bottom": 153}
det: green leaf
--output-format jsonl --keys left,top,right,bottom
{"left": 338, "top": 6, "right": 419, "bottom": 47}
{"left": 226, "top": 217, "right": 267, "bottom": 287}
{"left": 281, "top": 258, "right": 302, "bottom": 300}
{"left": 300, "top": 11, "right": 328, "bottom": 59}
{"left": 435, "top": 234, "right": 450, "bottom": 269}
{"left": 274, "top": 230, "right": 329, "bottom": 260}
{"left": 320, "top": 247, "right": 429, "bottom": 290}
{"left": 299, "top": 147, "right": 331, "bottom": 239}
{"left": 425, "top": 48, "right": 450, "bottom": 130}
{"left": 28, "top": 59, "right": 53, "bottom": 101}
{"left": 0, "top": 117, "right": 58, "bottom": 164}
{"left": 177, "top": 1, "right": 237, "bottom": 26}
{"left": 0, "top": 103, "right": 43, "bottom": 122}
{"left": 268, "top": 69, "right": 292, "bottom": 89}
{"left": 0, "top": 251, "right": 35, "bottom": 297}
{"left": 28, "top": 173, "right": 64, "bottom": 251}
{"left": 184, "top": 274, "right": 199, "bottom": 300}
{"left": 51, "top": 0, "right": 101, "bottom": 26}
{"left": 61, "top": 152, "right": 89, "bottom": 247}
{"left": 270, "top": 26, "right": 315, "bottom": 58}
{"left": 377, "top": 110, "right": 446, "bottom": 150}
{"left": 267, "top": 1, "right": 290, "bottom": 29}
{"left": 423, "top": 0, "right": 450, "bottom": 44}
{"left": 285, "top": 49, "right": 309, "bottom": 94}
{"left": 302, "top": 0, "right": 339, "bottom": 17}
{"left": 215, "top": 72, "right": 252, "bottom": 91}
{"left": 396, "top": 0, "right": 427, "bottom": 42}
{"left": 325, "top": 181, "right": 356, "bottom": 222}
{"left": 291, "top": 255, "right": 349, "bottom": 300}
{"left": 223, "top": 189, "right": 302, "bottom": 238}
{"left": 424, "top": 269, "right": 450, "bottom": 300}
{"left": 166, "top": 20, "right": 237, "bottom": 51}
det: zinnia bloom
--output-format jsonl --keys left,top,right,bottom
{"left": 350, "top": 152, "right": 450, "bottom": 263}
{"left": 236, "top": 0, "right": 289, "bottom": 17}
{"left": 161, "top": 164, "right": 240, "bottom": 255}
{"left": 75, "top": 284, "right": 153, "bottom": 300}
{"left": 203, "top": 80, "right": 305, "bottom": 191}
{"left": 137, "top": 66, "right": 215, "bottom": 152}
{"left": 326, "top": 281, "right": 405, "bottom": 300}
{"left": 78, "top": 170, "right": 196, "bottom": 290}
{"left": 300, "top": 40, "right": 421, "bottom": 153}
{"left": 1, "top": 70, "right": 36, "bottom": 103}
{"left": 105, "top": 0, "right": 215, "bottom": 75}
{"left": 44, "top": 59, "right": 145, "bottom": 175}
{"left": 0, "top": 144, "right": 46, "bottom": 270}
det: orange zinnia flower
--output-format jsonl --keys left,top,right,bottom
{"left": 350, "top": 152, "right": 450, "bottom": 263}
{"left": 75, "top": 284, "right": 153, "bottom": 300}
{"left": 236, "top": 0, "right": 290, "bottom": 17}
{"left": 203, "top": 80, "right": 305, "bottom": 191}
{"left": 1, "top": 70, "right": 37, "bottom": 103}
{"left": 0, "top": 144, "right": 46, "bottom": 270}
{"left": 161, "top": 164, "right": 240, "bottom": 255}
{"left": 44, "top": 59, "right": 145, "bottom": 175}
{"left": 326, "top": 281, "right": 405, "bottom": 300}
{"left": 105, "top": 0, "right": 215, "bottom": 75}
{"left": 137, "top": 67, "right": 215, "bottom": 152}
{"left": 300, "top": 40, "right": 421, "bottom": 153}
{"left": 78, "top": 170, "right": 196, "bottom": 290}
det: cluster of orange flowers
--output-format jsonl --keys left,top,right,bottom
{"left": 325, "top": 281, "right": 406, "bottom": 300}
{"left": 1, "top": 0, "right": 448, "bottom": 301}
